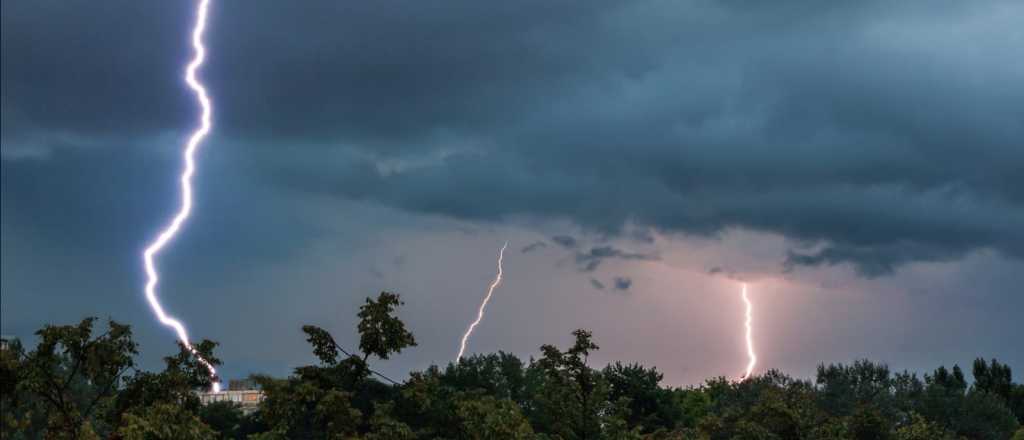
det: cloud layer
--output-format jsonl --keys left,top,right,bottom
{"left": 4, "top": 0, "right": 1023, "bottom": 276}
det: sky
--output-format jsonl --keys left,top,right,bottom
{"left": 2, "top": 0, "right": 1022, "bottom": 386}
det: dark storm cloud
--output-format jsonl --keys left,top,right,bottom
{"left": 707, "top": 265, "right": 751, "bottom": 282}
{"left": 613, "top": 277, "right": 632, "bottom": 292}
{"left": 1, "top": 1, "right": 194, "bottom": 146}
{"left": 0, "top": 141, "right": 324, "bottom": 280}
{"left": 575, "top": 246, "right": 659, "bottom": 272}
{"left": 3, "top": 0, "right": 1023, "bottom": 276}
{"left": 784, "top": 242, "right": 965, "bottom": 278}
{"left": 551, "top": 236, "right": 578, "bottom": 249}
{"left": 520, "top": 241, "right": 547, "bottom": 254}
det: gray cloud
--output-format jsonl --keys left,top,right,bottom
{"left": 521, "top": 241, "right": 547, "bottom": 253}
{"left": 3, "top": 0, "right": 1022, "bottom": 279}
{"left": 613, "top": 277, "right": 633, "bottom": 291}
{"left": 575, "top": 246, "right": 659, "bottom": 272}
{"left": 784, "top": 242, "right": 963, "bottom": 278}
{"left": 551, "top": 235, "right": 578, "bottom": 249}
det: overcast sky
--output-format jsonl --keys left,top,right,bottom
{"left": 2, "top": 0, "right": 1022, "bottom": 385}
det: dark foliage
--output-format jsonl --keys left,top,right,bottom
{"left": 2, "top": 293, "right": 1020, "bottom": 439}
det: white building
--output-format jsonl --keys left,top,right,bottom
{"left": 197, "top": 389, "right": 265, "bottom": 414}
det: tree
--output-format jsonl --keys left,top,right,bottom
{"left": 890, "top": 370, "right": 924, "bottom": 420}
{"left": 928, "top": 365, "right": 967, "bottom": 391}
{"left": 816, "top": 360, "right": 895, "bottom": 420}
{"left": 198, "top": 401, "right": 243, "bottom": 439}
{"left": 918, "top": 363, "right": 1020, "bottom": 438}
{"left": 894, "top": 413, "right": 955, "bottom": 440}
{"left": 806, "top": 418, "right": 849, "bottom": 440}
{"left": 698, "top": 371, "right": 818, "bottom": 440}
{"left": 396, "top": 366, "right": 461, "bottom": 438}
{"left": 1, "top": 337, "right": 41, "bottom": 438}
{"left": 972, "top": 357, "right": 1023, "bottom": 425}
{"left": 604, "top": 362, "right": 681, "bottom": 433}
{"left": 114, "top": 339, "right": 222, "bottom": 422}
{"left": 442, "top": 352, "right": 527, "bottom": 404}
{"left": 454, "top": 395, "right": 534, "bottom": 439}
{"left": 1012, "top": 384, "right": 1024, "bottom": 424}
{"left": 365, "top": 402, "right": 414, "bottom": 440}
{"left": 5, "top": 310, "right": 1022, "bottom": 439}
{"left": 2, "top": 318, "right": 222, "bottom": 439}
{"left": 357, "top": 291, "right": 417, "bottom": 361}
{"left": 747, "top": 391, "right": 802, "bottom": 439}
{"left": 255, "top": 291, "right": 416, "bottom": 438}
{"left": 12, "top": 318, "right": 136, "bottom": 439}
{"left": 918, "top": 365, "right": 966, "bottom": 430}
{"left": 117, "top": 402, "right": 217, "bottom": 440}
{"left": 674, "top": 387, "right": 710, "bottom": 429}
{"left": 954, "top": 390, "right": 1019, "bottom": 440}
{"left": 973, "top": 358, "right": 1013, "bottom": 401}
{"left": 527, "top": 329, "right": 624, "bottom": 439}
{"left": 848, "top": 405, "right": 890, "bottom": 440}
{"left": 254, "top": 375, "right": 362, "bottom": 439}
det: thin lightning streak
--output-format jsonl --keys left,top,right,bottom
{"left": 740, "top": 283, "right": 757, "bottom": 381}
{"left": 141, "top": 0, "right": 220, "bottom": 392}
{"left": 456, "top": 241, "right": 509, "bottom": 361}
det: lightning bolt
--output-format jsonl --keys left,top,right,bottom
{"left": 456, "top": 241, "right": 509, "bottom": 361}
{"left": 739, "top": 283, "right": 757, "bottom": 381}
{"left": 141, "top": 0, "right": 220, "bottom": 392}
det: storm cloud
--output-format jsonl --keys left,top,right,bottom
{"left": 575, "top": 245, "right": 660, "bottom": 272}
{"left": 520, "top": 241, "right": 547, "bottom": 254}
{"left": 551, "top": 236, "right": 578, "bottom": 249}
{"left": 613, "top": 277, "right": 633, "bottom": 292}
{"left": 4, "top": 0, "right": 1023, "bottom": 276}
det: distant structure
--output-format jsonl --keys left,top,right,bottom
{"left": 197, "top": 378, "right": 264, "bottom": 414}
{"left": 0, "top": 335, "right": 15, "bottom": 351}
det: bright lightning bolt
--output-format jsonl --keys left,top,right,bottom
{"left": 141, "top": 0, "right": 220, "bottom": 392}
{"left": 456, "top": 241, "right": 509, "bottom": 362}
{"left": 739, "top": 283, "right": 757, "bottom": 381}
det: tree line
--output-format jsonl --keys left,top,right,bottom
{"left": 2, "top": 291, "right": 1022, "bottom": 439}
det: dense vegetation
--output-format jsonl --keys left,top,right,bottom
{"left": 2, "top": 292, "right": 1022, "bottom": 439}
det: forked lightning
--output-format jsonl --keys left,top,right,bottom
{"left": 739, "top": 283, "right": 757, "bottom": 381}
{"left": 456, "top": 241, "right": 509, "bottom": 361}
{"left": 141, "top": 0, "right": 220, "bottom": 392}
